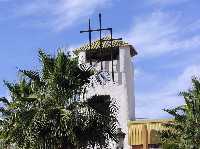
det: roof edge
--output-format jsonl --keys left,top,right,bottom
{"left": 128, "top": 118, "right": 173, "bottom": 125}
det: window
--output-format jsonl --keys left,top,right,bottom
{"left": 86, "top": 47, "right": 119, "bottom": 62}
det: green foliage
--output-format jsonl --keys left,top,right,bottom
{"left": 162, "top": 143, "right": 179, "bottom": 149}
{"left": 0, "top": 50, "right": 118, "bottom": 149}
{"left": 160, "top": 77, "right": 200, "bottom": 149}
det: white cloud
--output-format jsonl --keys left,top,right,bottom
{"left": 150, "top": 0, "right": 190, "bottom": 5}
{"left": 130, "top": 10, "right": 200, "bottom": 119}
{"left": 52, "top": 0, "right": 111, "bottom": 30}
{"left": 13, "top": 0, "right": 112, "bottom": 31}
{"left": 135, "top": 64, "right": 200, "bottom": 119}
{"left": 166, "top": 64, "right": 200, "bottom": 94}
{"left": 136, "top": 94, "right": 181, "bottom": 119}
{"left": 127, "top": 11, "right": 200, "bottom": 57}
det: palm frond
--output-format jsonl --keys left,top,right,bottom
{"left": 0, "top": 97, "right": 10, "bottom": 105}
{"left": 38, "top": 49, "right": 55, "bottom": 79}
{"left": 19, "top": 69, "right": 40, "bottom": 82}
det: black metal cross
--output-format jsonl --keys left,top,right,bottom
{"left": 80, "top": 13, "right": 122, "bottom": 82}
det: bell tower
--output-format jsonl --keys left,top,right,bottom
{"left": 75, "top": 36, "right": 137, "bottom": 148}
{"left": 75, "top": 13, "right": 137, "bottom": 148}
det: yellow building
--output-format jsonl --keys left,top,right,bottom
{"left": 128, "top": 119, "right": 173, "bottom": 149}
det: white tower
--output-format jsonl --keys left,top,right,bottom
{"left": 75, "top": 36, "right": 137, "bottom": 148}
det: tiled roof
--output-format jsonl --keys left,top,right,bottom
{"left": 73, "top": 36, "right": 137, "bottom": 56}
{"left": 74, "top": 36, "right": 130, "bottom": 53}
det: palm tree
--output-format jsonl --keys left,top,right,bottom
{"left": 160, "top": 77, "right": 200, "bottom": 149}
{"left": 0, "top": 50, "right": 118, "bottom": 149}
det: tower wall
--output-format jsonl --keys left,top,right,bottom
{"left": 78, "top": 45, "right": 135, "bottom": 148}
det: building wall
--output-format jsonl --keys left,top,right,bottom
{"left": 128, "top": 119, "right": 173, "bottom": 149}
{"left": 131, "top": 145, "right": 161, "bottom": 149}
{"left": 78, "top": 46, "right": 135, "bottom": 148}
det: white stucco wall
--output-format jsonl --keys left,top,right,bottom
{"left": 78, "top": 46, "right": 135, "bottom": 149}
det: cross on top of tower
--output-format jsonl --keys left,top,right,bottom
{"left": 79, "top": 13, "right": 124, "bottom": 81}
{"left": 80, "top": 13, "right": 123, "bottom": 52}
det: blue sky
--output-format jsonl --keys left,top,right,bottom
{"left": 0, "top": 0, "right": 200, "bottom": 119}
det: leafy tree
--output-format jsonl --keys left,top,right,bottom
{"left": 0, "top": 50, "right": 118, "bottom": 149}
{"left": 160, "top": 77, "right": 200, "bottom": 149}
